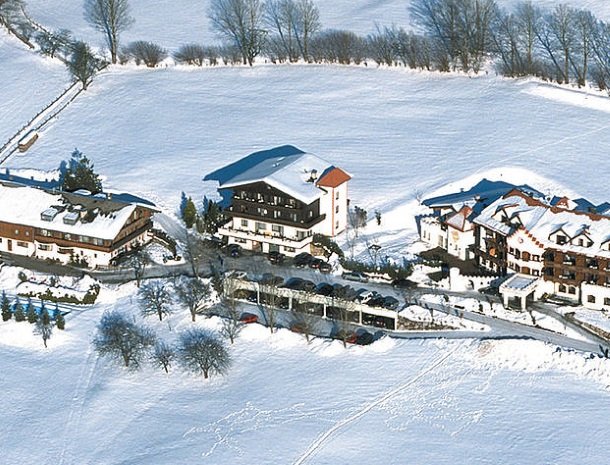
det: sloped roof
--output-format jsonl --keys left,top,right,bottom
{"left": 204, "top": 145, "right": 348, "bottom": 204}
{"left": 317, "top": 167, "right": 351, "bottom": 188}
{"left": 446, "top": 206, "right": 473, "bottom": 232}
{"left": 0, "top": 182, "right": 150, "bottom": 241}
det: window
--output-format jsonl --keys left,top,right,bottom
{"left": 335, "top": 205, "right": 339, "bottom": 213}
{"left": 272, "top": 225, "right": 284, "bottom": 235}
{"left": 335, "top": 191, "right": 339, "bottom": 200}
{"left": 37, "top": 244, "right": 51, "bottom": 251}
{"left": 64, "top": 233, "right": 72, "bottom": 241}
{"left": 14, "top": 229, "right": 19, "bottom": 235}
{"left": 284, "top": 246, "right": 295, "bottom": 253}
{"left": 241, "top": 219, "right": 248, "bottom": 228}
{"left": 559, "top": 284, "right": 567, "bottom": 293}
{"left": 568, "top": 286, "right": 577, "bottom": 295}
{"left": 556, "top": 235, "right": 567, "bottom": 245}
{"left": 17, "top": 241, "right": 28, "bottom": 248}
{"left": 587, "top": 295, "right": 596, "bottom": 304}
{"left": 336, "top": 220, "right": 340, "bottom": 229}
{"left": 255, "top": 222, "right": 266, "bottom": 231}
{"left": 604, "top": 298, "right": 610, "bottom": 306}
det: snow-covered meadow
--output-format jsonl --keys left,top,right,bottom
{"left": 0, "top": 30, "right": 70, "bottom": 145}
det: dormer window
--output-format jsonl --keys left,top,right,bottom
{"left": 556, "top": 235, "right": 567, "bottom": 245}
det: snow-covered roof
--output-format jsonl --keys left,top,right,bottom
{"left": 476, "top": 191, "right": 610, "bottom": 258}
{"left": 0, "top": 183, "right": 147, "bottom": 241}
{"left": 204, "top": 145, "right": 349, "bottom": 204}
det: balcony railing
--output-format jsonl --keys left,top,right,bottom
{"left": 218, "top": 226, "right": 313, "bottom": 247}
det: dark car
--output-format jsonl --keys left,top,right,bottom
{"left": 318, "top": 261, "right": 332, "bottom": 273}
{"left": 239, "top": 313, "right": 258, "bottom": 324}
{"left": 309, "top": 258, "right": 323, "bottom": 269}
{"left": 293, "top": 252, "right": 313, "bottom": 268}
{"left": 268, "top": 251, "right": 285, "bottom": 264}
{"left": 282, "top": 277, "right": 304, "bottom": 289}
{"left": 225, "top": 243, "right": 241, "bottom": 257}
{"left": 334, "top": 329, "right": 358, "bottom": 344}
{"left": 366, "top": 296, "right": 386, "bottom": 308}
{"left": 299, "top": 280, "right": 317, "bottom": 293}
{"left": 315, "top": 283, "right": 334, "bottom": 296}
{"left": 382, "top": 296, "right": 400, "bottom": 310}
{"left": 258, "top": 273, "right": 284, "bottom": 286}
{"left": 355, "top": 329, "right": 375, "bottom": 345}
{"left": 392, "top": 278, "right": 417, "bottom": 289}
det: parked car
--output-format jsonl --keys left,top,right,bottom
{"left": 309, "top": 257, "right": 323, "bottom": 269}
{"left": 258, "top": 273, "right": 285, "bottom": 286}
{"left": 356, "top": 289, "right": 378, "bottom": 303}
{"left": 355, "top": 329, "right": 374, "bottom": 345}
{"left": 239, "top": 313, "right": 258, "bottom": 324}
{"left": 282, "top": 277, "right": 304, "bottom": 290}
{"left": 366, "top": 296, "right": 385, "bottom": 308}
{"left": 319, "top": 261, "right": 332, "bottom": 273}
{"left": 299, "top": 280, "right": 317, "bottom": 293}
{"left": 293, "top": 252, "right": 313, "bottom": 268}
{"left": 341, "top": 271, "right": 369, "bottom": 283}
{"left": 382, "top": 296, "right": 400, "bottom": 310}
{"left": 268, "top": 251, "right": 285, "bottom": 264}
{"left": 225, "top": 243, "right": 242, "bottom": 257}
{"left": 334, "top": 329, "right": 358, "bottom": 344}
{"left": 315, "top": 283, "right": 334, "bottom": 296}
{"left": 392, "top": 278, "right": 417, "bottom": 288}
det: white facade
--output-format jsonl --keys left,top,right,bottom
{"left": 506, "top": 228, "right": 545, "bottom": 277}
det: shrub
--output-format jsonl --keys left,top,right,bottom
{"left": 126, "top": 41, "right": 168, "bottom": 67}
{"left": 173, "top": 44, "right": 206, "bottom": 66}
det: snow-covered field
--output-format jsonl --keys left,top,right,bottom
{"left": 0, "top": 30, "right": 70, "bottom": 145}
{"left": 2, "top": 293, "right": 610, "bottom": 465}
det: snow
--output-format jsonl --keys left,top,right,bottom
{"left": 0, "top": 30, "right": 70, "bottom": 146}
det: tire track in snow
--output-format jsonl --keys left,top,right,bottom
{"left": 292, "top": 343, "right": 463, "bottom": 465}
{"left": 56, "top": 346, "right": 99, "bottom": 465}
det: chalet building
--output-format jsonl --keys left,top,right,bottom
{"left": 474, "top": 190, "right": 610, "bottom": 310}
{"left": 205, "top": 145, "right": 351, "bottom": 256}
{"left": 420, "top": 179, "right": 542, "bottom": 261}
{"left": 0, "top": 181, "right": 157, "bottom": 268}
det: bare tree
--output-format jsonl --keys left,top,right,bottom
{"left": 138, "top": 280, "right": 173, "bottom": 321}
{"left": 67, "top": 41, "right": 100, "bottom": 90}
{"left": 130, "top": 248, "right": 150, "bottom": 287}
{"left": 173, "top": 43, "right": 207, "bottom": 66}
{"left": 175, "top": 276, "right": 211, "bottom": 322}
{"left": 93, "top": 310, "right": 156, "bottom": 369}
{"left": 178, "top": 328, "right": 231, "bottom": 379}
{"left": 290, "top": 309, "right": 317, "bottom": 343}
{"left": 150, "top": 339, "right": 175, "bottom": 373}
{"left": 37, "top": 28, "right": 73, "bottom": 59}
{"left": 84, "top": 0, "right": 134, "bottom": 64}
{"left": 258, "top": 281, "right": 280, "bottom": 333}
{"left": 219, "top": 276, "right": 244, "bottom": 343}
{"left": 208, "top": 0, "right": 266, "bottom": 65}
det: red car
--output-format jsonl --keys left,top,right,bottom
{"left": 239, "top": 313, "right": 258, "bottom": 324}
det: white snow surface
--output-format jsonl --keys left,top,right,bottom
{"left": 0, "top": 30, "right": 70, "bottom": 145}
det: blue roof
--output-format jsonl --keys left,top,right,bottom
{"left": 204, "top": 145, "right": 306, "bottom": 185}
{"left": 423, "top": 179, "right": 542, "bottom": 211}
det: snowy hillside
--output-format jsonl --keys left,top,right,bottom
{"left": 0, "top": 30, "right": 70, "bottom": 145}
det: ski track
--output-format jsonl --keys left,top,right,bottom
{"left": 292, "top": 342, "right": 465, "bottom": 465}
{"left": 56, "top": 346, "right": 99, "bottom": 465}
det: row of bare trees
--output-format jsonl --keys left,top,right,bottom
{"left": 410, "top": 0, "right": 610, "bottom": 89}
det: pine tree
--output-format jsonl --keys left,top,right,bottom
{"left": 61, "top": 149, "right": 103, "bottom": 194}
{"left": 54, "top": 303, "right": 65, "bottom": 330}
{"left": 179, "top": 191, "right": 188, "bottom": 217}
{"left": 1, "top": 291, "right": 11, "bottom": 322}
{"left": 26, "top": 299, "right": 38, "bottom": 324}
{"left": 183, "top": 197, "right": 197, "bottom": 229}
{"left": 13, "top": 298, "right": 25, "bottom": 322}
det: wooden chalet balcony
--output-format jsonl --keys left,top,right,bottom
{"left": 226, "top": 207, "right": 326, "bottom": 230}
{"left": 217, "top": 225, "right": 314, "bottom": 248}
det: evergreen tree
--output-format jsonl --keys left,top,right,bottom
{"left": 61, "top": 149, "right": 103, "bottom": 194}
{"left": 179, "top": 191, "right": 188, "bottom": 217}
{"left": 26, "top": 299, "right": 38, "bottom": 324}
{"left": 13, "top": 298, "right": 25, "bottom": 322}
{"left": 1, "top": 291, "right": 11, "bottom": 322}
{"left": 183, "top": 197, "right": 197, "bottom": 228}
{"left": 35, "top": 307, "right": 53, "bottom": 348}
{"left": 54, "top": 303, "right": 66, "bottom": 330}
